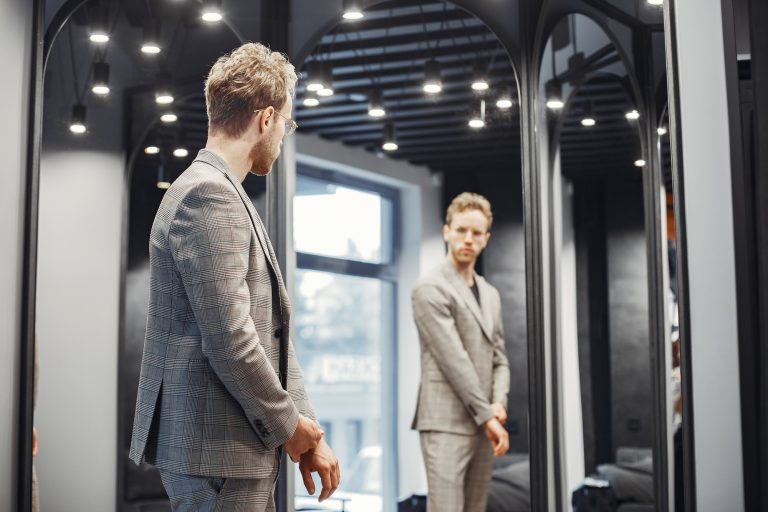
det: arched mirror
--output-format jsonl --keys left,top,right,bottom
{"left": 34, "top": 1, "right": 259, "bottom": 510}
{"left": 290, "top": 1, "right": 529, "bottom": 510}
{"left": 538, "top": 12, "right": 660, "bottom": 511}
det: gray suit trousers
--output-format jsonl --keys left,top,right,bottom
{"left": 159, "top": 469, "right": 277, "bottom": 512}
{"left": 420, "top": 431, "right": 494, "bottom": 512}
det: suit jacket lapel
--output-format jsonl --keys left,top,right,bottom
{"left": 193, "top": 150, "right": 290, "bottom": 313}
{"left": 476, "top": 276, "right": 495, "bottom": 338}
{"left": 442, "top": 259, "right": 493, "bottom": 342}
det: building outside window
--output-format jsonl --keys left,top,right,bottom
{"left": 293, "top": 164, "right": 399, "bottom": 512}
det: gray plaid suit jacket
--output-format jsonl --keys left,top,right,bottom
{"left": 411, "top": 258, "right": 510, "bottom": 434}
{"left": 129, "top": 149, "right": 315, "bottom": 479}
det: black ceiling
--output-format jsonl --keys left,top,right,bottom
{"left": 292, "top": 0, "right": 521, "bottom": 175}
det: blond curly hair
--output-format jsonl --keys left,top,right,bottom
{"left": 204, "top": 42, "right": 298, "bottom": 137}
{"left": 445, "top": 192, "right": 493, "bottom": 230}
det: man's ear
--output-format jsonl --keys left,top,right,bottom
{"left": 442, "top": 223, "right": 450, "bottom": 242}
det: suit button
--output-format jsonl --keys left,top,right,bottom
{"left": 274, "top": 328, "right": 283, "bottom": 338}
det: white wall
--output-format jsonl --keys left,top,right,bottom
{"left": 295, "top": 133, "right": 444, "bottom": 499}
{"left": 672, "top": 0, "right": 744, "bottom": 509}
{"left": 35, "top": 149, "right": 124, "bottom": 512}
{"left": 0, "top": 2, "right": 35, "bottom": 510}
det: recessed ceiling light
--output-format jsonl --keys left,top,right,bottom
{"left": 634, "top": 159, "right": 647, "bottom": 167}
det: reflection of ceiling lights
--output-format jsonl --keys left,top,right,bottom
{"left": 141, "top": 21, "right": 161, "bottom": 54}
{"left": 496, "top": 86, "right": 514, "bottom": 109}
{"left": 368, "top": 89, "right": 386, "bottom": 118}
{"left": 471, "top": 62, "right": 489, "bottom": 91}
{"left": 160, "top": 112, "right": 178, "bottom": 123}
{"left": 317, "top": 87, "right": 334, "bottom": 97}
{"left": 634, "top": 159, "right": 647, "bottom": 167}
{"left": 155, "top": 72, "right": 174, "bottom": 104}
{"left": 468, "top": 100, "right": 486, "bottom": 129}
{"left": 342, "top": 0, "right": 364, "bottom": 20}
{"left": 423, "top": 59, "right": 442, "bottom": 94}
{"left": 625, "top": 109, "right": 640, "bottom": 120}
{"left": 382, "top": 121, "right": 398, "bottom": 151}
{"left": 173, "top": 147, "right": 189, "bottom": 158}
{"left": 89, "top": 8, "right": 109, "bottom": 44}
{"left": 91, "top": 62, "right": 110, "bottom": 95}
{"left": 303, "top": 95, "right": 320, "bottom": 107}
{"left": 69, "top": 104, "right": 87, "bottom": 134}
{"left": 581, "top": 101, "right": 596, "bottom": 127}
{"left": 306, "top": 61, "right": 325, "bottom": 91}
{"left": 545, "top": 80, "right": 564, "bottom": 110}
{"left": 657, "top": 126, "right": 668, "bottom": 135}
{"left": 144, "top": 145, "right": 160, "bottom": 155}
{"left": 201, "top": 0, "right": 223, "bottom": 22}
{"left": 647, "top": 0, "right": 663, "bottom": 5}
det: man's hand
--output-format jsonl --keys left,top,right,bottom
{"left": 483, "top": 417, "right": 509, "bottom": 457}
{"left": 284, "top": 415, "right": 323, "bottom": 462}
{"left": 491, "top": 402, "right": 507, "bottom": 424}
{"left": 299, "top": 438, "right": 341, "bottom": 503}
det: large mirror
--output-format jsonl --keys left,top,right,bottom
{"left": 291, "top": 2, "right": 529, "bottom": 510}
{"left": 538, "top": 13, "right": 660, "bottom": 511}
{"left": 32, "top": 1, "right": 529, "bottom": 511}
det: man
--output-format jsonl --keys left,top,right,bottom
{"left": 129, "top": 42, "right": 339, "bottom": 511}
{"left": 411, "top": 192, "right": 511, "bottom": 512}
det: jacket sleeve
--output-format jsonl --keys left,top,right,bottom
{"left": 412, "top": 283, "right": 493, "bottom": 427}
{"left": 491, "top": 290, "right": 511, "bottom": 406}
{"left": 168, "top": 179, "right": 299, "bottom": 449}
{"left": 287, "top": 337, "right": 317, "bottom": 421}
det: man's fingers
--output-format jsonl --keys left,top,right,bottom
{"left": 317, "top": 466, "right": 333, "bottom": 502}
{"left": 300, "top": 462, "right": 315, "bottom": 495}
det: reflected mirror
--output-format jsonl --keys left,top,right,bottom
{"left": 539, "top": 13, "right": 657, "bottom": 511}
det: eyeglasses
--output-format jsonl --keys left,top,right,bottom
{"left": 254, "top": 108, "right": 298, "bottom": 136}
{"left": 451, "top": 226, "right": 488, "bottom": 241}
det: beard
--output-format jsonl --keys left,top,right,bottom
{"left": 248, "top": 138, "right": 279, "bottom": 176}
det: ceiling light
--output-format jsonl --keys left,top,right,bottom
{"left": 580, "top": 101, "right": 596, "bottom": 127}
{"left": 468, "top": 100, "right": 486, "bottom": 129}
{"left": 160, "top": 112, "right": 178, "bottom": 123}
{"left": 546, "top": 79, "right": 564, "bottom": 110}
{"left": 89, "top": 7, "right": 109, "bottom": 44}
{"left": 305, "top": 61, "right": 325, "bottom": 92}
{"left": 625, "top": 109, "right": 640, "bottom": 120}
{"left": 156, "top": 164, "right": 171, "bottom": 189}
{"left": 141, "top": 20, "right": 161, "bottom": 54}
{"left": 342, "top": 0, "right": 364, "bottom": 20}
{"left": 155, "top": 72, "right": 174, "bottom": 104}
{"left": 382, "top": 121, "right": 398, "bottom": 151}
{"left": 471, "top": 62, "right": 489, "bottom": 91}
{"left": 647, "top": 0, "right": 663, "bottom": 5}
{"left": 91, "top": 61, "right": 110, "bottom": 95}
{"left": 635, "top": 159, "right": 647, "bottom": 167}
{"left": 423, "top": 59, "right": 442, "bottom": 94}
{"left": 657, "top": 126, "right": 668, "bottom": 135}
{"left": 201, "top": 0, "right": 223, "bottom": 22}
{"left": 144, "top": 145, "right": 160, "bottom": 155}
{"left": 69, "top": 104, "right": 87, "bottom": 134}
{"left": 496, "top": 86, "right": 514, "bottom": 109}
{"left": 173, "top": 147, "right": 189, "bottom": 158}
{"left": 316, "top": 64, "right": 334, "bottom": 97}
{"left": 303, "top": 95, "right": 320, "bottom": 107}
{"left": 368, "top": 88, "right": 386, "bottom": 117}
